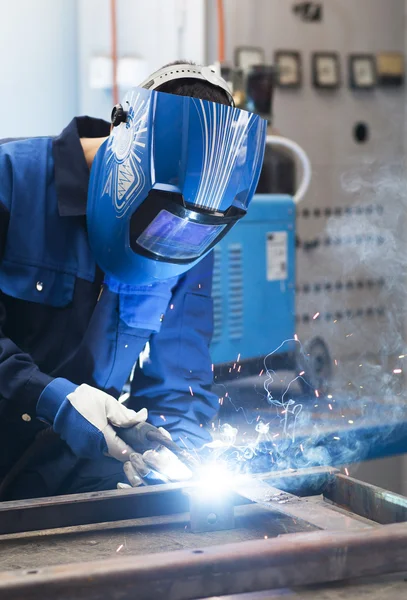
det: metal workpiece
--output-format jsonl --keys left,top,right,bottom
{"left": 0, "top": 523, "right": 407, "bottom": 600}
{"left": 0, "top": 467, "right": 407, "bottom": 599}
{"left": 325, "top": 473, "right": 407, "bottom": 524}
{"left": 0, "top": 466, "right": 335, "bottom": 536}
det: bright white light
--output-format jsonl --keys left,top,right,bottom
{"left": 194, "top": 463, "right": 241, "bottom": 498}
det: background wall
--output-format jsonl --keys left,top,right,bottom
{"left": 207, "top": 0, "right": 406, "bottom": 362}
{"left": 77, "top": 0, "right": 206, "bottom": 119}
{"left": 0, "top": 0, "right": 78, "bottom": 137}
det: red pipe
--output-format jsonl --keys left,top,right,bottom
{"left": 217, "top": 0, "right": 225, "bottom": 63}
{"left": 110, "top": 0, "right": 119, "bottom": 105}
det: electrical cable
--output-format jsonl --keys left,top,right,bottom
{"left": 266, "top": 135, "right": 312, "bottom": 203}
{"left": 217, "top": 0, "right": 225, "bottom": 63}
{"left": 110, "top": 0, "right": 119, "bottom": 105}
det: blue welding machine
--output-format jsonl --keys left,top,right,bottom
{"left": 210, "top": 194, "right": 296, "bottom": 369}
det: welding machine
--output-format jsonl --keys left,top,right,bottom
{"left": 210, "top": 193, "right": 296, "bottom": 373}
{"left": 210, "top": 134, "right": 331, "bottom": 393}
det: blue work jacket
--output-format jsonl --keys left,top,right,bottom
{"left": 0, "top": 117, "right": 217, "bottom": 489}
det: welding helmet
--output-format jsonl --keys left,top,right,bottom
{"left": 87, "top": 64, "right": 267, "bottom": 284}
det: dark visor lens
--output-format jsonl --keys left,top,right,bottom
{"left": 136, "top": 209, "right": 226, "bottom": 260}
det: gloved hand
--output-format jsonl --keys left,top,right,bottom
{"left": 37, "top": 381, "right": 148, "bottom": 461}
{"left": 119, "top": 428, "right": 193, "bottom": 488}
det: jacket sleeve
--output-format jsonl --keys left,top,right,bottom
{"left": 129, "top": 253, "right": 218, "bottom": 449}
{"left": 0, "top": 175, "right": 68, "bottom": 421}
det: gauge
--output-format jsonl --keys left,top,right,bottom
{"left": 274, "top": 51, "right": 302, "bottom": 88}
{"left": 312, "top": 52, "right": 341, "bottom": 89}
{"left": 234, "top": 46, "right": 265, "bottom": 72}
{"left": 349, "top": 54, "right": 376, "bottom": 90}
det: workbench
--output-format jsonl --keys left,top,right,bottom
{"left": 0, "top": 466, "right": 406, "bottom": 599}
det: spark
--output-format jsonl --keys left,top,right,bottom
{"left": 299, "top": 371, "right": 305, "bottom": 376}
{"left": 399, "top": 355, "right": 405, "bottom": 359}
{"left": 359, "top": 364, "right": 363, "bottom": 367}
{"left": 314, "top": 404, "right": 318, "bottom": 407}
{"left": 219, "top": 397, "right": 224, "bottom": 405}
{"left": 121, "top": 449, "right": 128, "bottom": 454}
{"left": 313, "top": 312, "right": 320, "bottom": 320}
{"left": 300, "top": 444, "right": 304, "bottom": 452}
{"left": 335, "top": 359, "right": 338, "bottom": 366}
{"left": 189, "top": 386, "right": 194, "bottom": 396}
{"left": 346, "top": 333, "right": 353, "bottom": 338}
{"left": 348, "top": 420, "right": 354, "bottom": 424}
{"left": 334, "top": 320, "right": 337, "bottom": 323}
{"left": 327, "top": 395, "right": 333, "bottom": 399}
{"left": 264, "top": 535, "right": 268, "bottom": 539}
{"left": 238, "top": 365, "right": 242, "bottom": 373}
{"left": 393, "top": 369, "right": 402, "bottom": 374}
{"left": 273, "top": 433, "right": 280, "bottom": 438}
{"left": 259, "top": 369, "right": 264, "bottom": 376}
{"left": 229, "top": 368, "right": 232, "bottom": 373}
{"left": 294, "top": 334, "right": 299, "bottom": 341}
{"left": 198, "top": 284, "right": 201, "bottom": 289}
{"left": 212, "top": 422, "right": 215, "bottom": 429}
{"left": 225, "top": 393, "right": 229, "bottom": 398}
{"left": 344, "top": 468, "right": 349, "bottom": 476}
{"left": 237, "top": 353, "right": 241, "bottom": 362}
{"left": 255, "top": 421, "right": 270, "bottom": 435}
{"left": 170, "top": 304, "right": 174, "bottom": 310}
{"left": 211, "top": 364, "right": 214, "bottom": 372}
{"left": 233, "top": 363, "right": 236, "bottom": 369}
{"left": 360, "top": 386, "right": 363, "bottom": 389}
{"left": 160, "top": 414, "right": 166, "bottom": 421}
{"left": 315, "top": 390, "right": 319, "bottom": 398}
{"left": 333, "top": 436, "right": 340, "bottom": 440}
{"left": 116, "top": 544, "right": 124, "bottom": 553}
{"left": 328, "top": 404, "right": 333, "bottom": 410}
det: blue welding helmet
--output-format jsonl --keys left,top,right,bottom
{"left": 87, "top": 66, "right": 267, "bottom": 284}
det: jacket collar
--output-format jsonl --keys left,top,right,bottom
{"left": 53, "top": 116, "right": 110, "bottom": 217}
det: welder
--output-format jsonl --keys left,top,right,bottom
{"left": 0, "top": 62, "right": 266, "bottom": 500}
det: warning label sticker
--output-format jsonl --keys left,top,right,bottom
{"left": 266, "top": 232, "right": 288, "bottom": 281}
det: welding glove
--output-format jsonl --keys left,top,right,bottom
{"left": 120, "top": 428, "right": 192, "bottom": 488}
{"left": 37, "top": 381, "right": 148, "bottom": 461}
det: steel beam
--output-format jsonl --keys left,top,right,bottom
{"left": 0, "top": 466, "right": 335, "bottom": 536}
{"left": 325, "top": 473, "right": 407, "bottom": 524}
{"left": 0, "top": 522, "right": 406, "bottom": 600}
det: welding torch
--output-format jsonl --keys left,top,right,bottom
{"left": 115, "top": 421, "right": 199, "bottom": 472}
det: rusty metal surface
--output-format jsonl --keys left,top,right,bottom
{"left": 234, "top": 478, "right": 373, "bottom": 531}
{"left": 325, "top": 473, "right": 407, "bottom": 524}
{"left": 0, "top": 522, "right": 406, "bottom": 600}
{"left": 0, "top": 466, "right": 335, "bottom": 536}
{"left": 0, "top": 504, "right": 315, "bottom": 572}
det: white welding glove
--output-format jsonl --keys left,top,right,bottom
{"left": 47, "top": 384, "right": 148, "bottom": 461}
{"left": 120, "top": 428, "right": 193, "bottom": 487}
